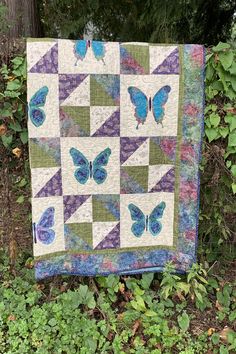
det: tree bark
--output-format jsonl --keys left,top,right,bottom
{"left": 5, "top": 0, "right": 42, "bottom": 38}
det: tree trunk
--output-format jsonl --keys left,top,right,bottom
{"left": 5, "top": 0, "right": 42, "bottom": 38}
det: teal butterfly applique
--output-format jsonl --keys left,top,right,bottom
{"left": 74, "top": 40, "right": 106, "bottom": 65}
{"left": 128, "top": 202, "right": 166, "bottom": 237}
{"left": 29, "top": 86, "right": 49, "bottom": 127}
{"left": 128, "top": 85, "right": 171, "bottom": 129}
{"left": 70, "top": 147, "right": 111, "bottom": 185}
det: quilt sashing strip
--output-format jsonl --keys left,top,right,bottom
{"left": 26, "top": 39, "right": 205, "bottom": 279}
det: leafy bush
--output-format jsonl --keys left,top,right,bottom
{"left": 0, "top": 252, "right": 235, "bottom": 354}
{"left": 199, "top": 42, "right": 236, "bottom": 262}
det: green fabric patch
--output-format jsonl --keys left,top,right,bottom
{"left": 92, "top": 197, "right": 117, "bottom": 222}
{"left": 123, "top": 44, "right": 149, "bottom": 74}
{"left": 67, "top": 223, "right": 93, "bottom": 247}
{"left": 62, "top": 106, "right": 90, "bottom": 135}
{"left": 149, "top": 139, "right": 173, "bottom": 165}
{"left": 122, "top": 165, "right": 148, "bottom": 191}
{"left": 29, "top": 140, "right": 58, "bottom": 168}
{"left": 90, "top": 76, "right": 116, "bottom": 106}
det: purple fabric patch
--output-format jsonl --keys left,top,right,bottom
{"left": 95, "top": 223, "right": 120, "bottom": 250}
{"left": 59, "top": 74, "right": 88, "bottom": 103}
{"left": 120, "top": 137, "right": 147, "bottom": 165}
{"left": 150, "top": 167, "right": 175, "bottom": 193}
{"left": 92, "top": 109, "right": 120, "bottom": 137}
{"left": 152, "top": 47, "right": 179, "bottom": 74}
{"left": 35, "top": 168, "right": 62, "bottom": 198}
{"left": 63, "top": 195, "right": 91, "bottom": 222}
{"left": 29, "top": 43, "right": 58, "bottom": 74}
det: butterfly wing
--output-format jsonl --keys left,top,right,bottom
{"left": 128, "top": 203, "right": 146, "bottom": 237}
{"left": 29, "top": 86, "right": 48, "bottom": 127}
{"left": 70, "top": 147, "right": 90, "bottom": 184}
{"left": 92, "top": 147, "right": 111, "bottom": 184}
{"left": 91, "top": 41, "right": 106, "bottom": 60}
{"left": 29, "top": 107, "right": 46, "bottom": 127}
{"left": 36, "top": 207, "right": 55, "bottom": 245}
{"left": 128, "top": 87, "right": 148, "bottom": 128}
{"left": 29, "top": 86, "right": 49, "bottom": 107}
{"left": 152, "top": 85, "right": 171, "bottom": 125}
{"left": 74, "top": 40, "right": 88, "bottom": 61}
{"left": 36, "top": 228, "right": 55, "bottom": 245}
{"left": 148, "top": 201, "right": 166, "bottom": 236}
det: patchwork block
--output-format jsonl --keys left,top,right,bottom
{"left": 27, "top": 39, "right": 205, "bottom": 279}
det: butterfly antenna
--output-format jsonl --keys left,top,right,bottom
{"left": 102, "top": 58, "right": 105, "bottom": 65}
{"left": 75, "top": 59, "right": 78, "bottom": 66}
{"left": 33, "top": 223, "right": 37, "bottom": 243}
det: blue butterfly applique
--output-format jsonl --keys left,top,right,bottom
{"left": 70, "top": 147, "right": 111, "bottom": 185}
{"left": 33, "top": 207, "right": 55, "bottom": 245}
{"left": 128, "top": 85, "right": 171, "bottom": 129}
{"left": 74, "top": 40, "right": 106, "bottom": 65}
{"left": 29, "top": 86, "right": 49, "bottom": 127}
{"left": 128, "top": 202, "right": 166, "bottom": 237}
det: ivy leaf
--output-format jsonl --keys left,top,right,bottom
{"left": 16, "top": 195, "right": 24, "bottom": 203}
{"left": 219, "top": 52, "right": 234, "bottom": 71}
{"left": 177, "top": 311, "right": 190, "bottom": 331}
{"left": 6, "top": 80, "right": 21, "bottom": 91}
{"left": 11, "top": 56, "right": 24, "bottom": 67}
{"left": 231, "top": 165, "right": 236, "bottom": 177}
{"left": 209, "top": 113, "right": 220, "bottom": 127}
{"left": 4, "top": 90, "right": 20, "bottom": 98}
{"left": 205, "top": 128, "right": 219, "bottom": 142}
{"left": 20, "top": 131, "right": 28, "bottom": 144}
{"left": 1, "top": 134, "right": 12, "bottom": 148}
{"left": 211, "top": 333, "right": 220, "bottom": 345}
{"left": 8, "top": 121, "right": 22, "bottom": 132}
{"left": 229, "top": 61, "right": 236, "bottom": 75}
{"left": 219, "top": 127, "right": 229, "bottom": 138}
{"left": 228, "top": 131, "right": 236, "bottom": 146}
{"left": 140, "top": 273, "right": 154, "bottom": 290}
{"left": 219, "top": 345, "right": 229, "bottom": 354}
{"left": 213, "top": 42, "right": 230, "bottom": 52}
{"left": 224, "top": 115, "right": 236, "bottom": 132}
{"left": 206, "top": 64, "right": 214, "bottom": 81}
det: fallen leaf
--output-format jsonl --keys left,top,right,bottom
{"left": 8, "top": 314, "right": 16, "bottom": 321}
{"left": 119, "top": 283, "right": 125, "bottom": 294}
{"left": 207, "top": 327, "right": 216, "bottom": 336}
{"left": 176, "top": 290, "right": 185, "bottom": 301}
{"left": 0, "top": 124, "right": 7, "bottom": 136}
{"left": 215, "top": 300, "right": 223, "bottom": 311}
{"left": 219, "top": 326, "right": 234, "bottom": 343}
{"left": 132, "top": 319, "right": 141, "bottom": 336}
{"left": 12, "top": 147, "right": 22, "bottom": 158}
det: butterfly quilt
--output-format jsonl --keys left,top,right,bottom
{"left": 27, "top": 39, "right": 205, "bottom": 279}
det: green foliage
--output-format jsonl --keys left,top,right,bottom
{"left": 160, "top": 263, "right": 209, "bottom": 310}
{"left": 205, "top": 42, "right": 236, "bottom": 192}
{"left": 38, "top": 0, "right": 236, "bottom": 45}
{"left": 0, "top": 252, "right": 235, "bottom": 354}
{"left": 198, "top": 42, "right": 236, "bottom": 263}
{"left": 0, "top": 56, "right": 27, "bottom": 152}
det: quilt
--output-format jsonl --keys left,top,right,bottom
{"left": 27, "top": 39, "right": 205, "bottom": 279}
